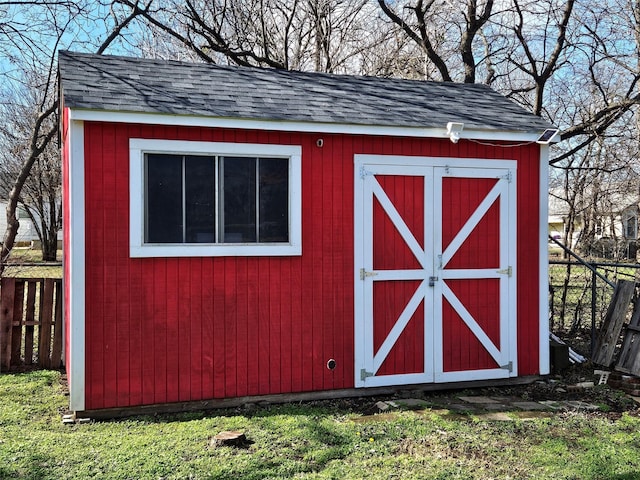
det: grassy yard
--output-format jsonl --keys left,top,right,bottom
{"left": 3, "top": 247, "right": 62, "bottom": 278}
{"left": 2, "top": 371, "right": 640, "bottom": 479}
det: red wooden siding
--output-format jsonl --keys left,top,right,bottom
{"left": 442, "top": 178, "right": 500, "bottom": 270}
{"left": 443, "top": 279, "right": 501, "bottom": 372}
{"left": 374, "top": 281, "right": 425, "bottom": 376}
{"left": 373, "top": 175, "right": 424, "bottom": 271}
{"left": 516, "top": 144, "right": 542, "bottom": 375}
{"left": 79, "top": 122, "right": 541, "bottom": 409}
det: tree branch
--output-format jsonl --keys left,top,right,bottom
{"left": 377, "top": 0, "right": 452, "bottom": 81}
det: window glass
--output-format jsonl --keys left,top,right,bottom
{"left": 223, "top": 157, "right": 257, "bottom": 242}
{"left": 143, "top": 151, "right": 291, "bottom": 246}
{"left": 185, "top": 155, "right": 216, "bottom": 243}
{"left": 627, "top": 216, "right": 637, "bottom": 239}
{"left": 259, "top": 158, "right": 289, "bottom": 242}
{"left": 17, "top": 207, "right": 29, "bottom": 219}
{"left": 146, "top": 154, "right": 183, "bottom": 243}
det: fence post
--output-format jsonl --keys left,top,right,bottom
{"left": 593, "top": 279, "right": 636, "bottom": 366}
{"left": 39, "top": 279, "right": 54, "bottom": 369}
{"left": 591, "top": 267, "right": 597, "bottom": 356}
{"left": 0, "top": 278, "right": 15, "bottom": 371}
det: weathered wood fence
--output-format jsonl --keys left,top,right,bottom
{"left": 0, "top": 277, "right": 63, "bottom": 371}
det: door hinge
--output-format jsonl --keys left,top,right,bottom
{"left": 360, "top": 369, "right": 374, "bottom": 381}
{"left": 500, "top": 361, "right": 513, "bottom": 372}
{"left": 360, "top": 268, "right": 378, "bottom": 280}
{"left": 497, "top": 266, "right": 512, "bottom": 277}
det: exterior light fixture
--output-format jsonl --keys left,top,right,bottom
{"left": 446, "top": 122, "right": 464, "bottom": 143}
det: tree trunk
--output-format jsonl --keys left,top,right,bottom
{"left": 0, "top": 106, "right": 57, "bottom": 274}
{"left": 42, "top": 233, "right": 58, "bottom": 262}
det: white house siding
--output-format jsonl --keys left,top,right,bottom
{"left": 0, "top": 201, "right": 38, "bottom": 245}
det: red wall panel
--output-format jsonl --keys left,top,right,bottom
{"left": 80, "top": 122, "right": 542, "bottom": 409}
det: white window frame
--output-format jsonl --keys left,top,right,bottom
{"left": 130, "top": 138, "right": 302, "bottom": 257}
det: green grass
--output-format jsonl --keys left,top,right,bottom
{"left": 2, "top": 371, "right": 640, "bottom": 479}
{"left": 3, "top": 247, "right": 62, "bottom": 278}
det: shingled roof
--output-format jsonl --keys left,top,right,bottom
{"left": 58, "top": 50, "right": 553, "bottom": 134}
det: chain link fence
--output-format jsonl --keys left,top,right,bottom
{"left": 549, "top": 259, "right": 640, "bottom": 356}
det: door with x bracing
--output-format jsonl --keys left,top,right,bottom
{"left": 354, "top": 157, "right": 517, "bottom": 387}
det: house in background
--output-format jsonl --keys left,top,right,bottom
{"left": 0, "top": 201, "right": 63, "bottom": 253}
{"left": 619, "top": 202, "right": 639, "bottom": 259}
{"left": 0, "top": 201, "right": 37, "bottom": 246}
{"left": 548, "top": 188, "right": 640, "bottom": 259}
{"left": 60, "top": 50, "right": 556, "bottom": 416}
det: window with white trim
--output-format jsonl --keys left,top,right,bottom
{"left": 130, "top": 139, "right": 302, "bottom": 257}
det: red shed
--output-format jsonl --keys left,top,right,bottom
{"left": 59, "top": 51, "right": 555, "bottom": 415}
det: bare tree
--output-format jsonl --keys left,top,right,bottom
{"left": 0, "top": 0, "right": 144, "bottom": 269}
{"left": 494, "top": 0, "right": 575, "bottom": 116}
{"left": 543, "top": 0, "right": 640, "bottom": 260}
{"left": 115, "top": 0, "right": 394, "bottom": 73}
{"left": 0, "top": 78, "right": 61, "bottom": 261}
{"left": 377, "top": 0, "right": 494, "bottom": 83}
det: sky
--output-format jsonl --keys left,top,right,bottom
{"left": 0, "top": 0, "right": 142, "bottom": 91}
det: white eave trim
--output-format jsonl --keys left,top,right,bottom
{"left": 67, "top": 108, "right": 546, "bottom": 143}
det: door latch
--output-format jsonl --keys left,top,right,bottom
{"left": 429, "top": 276, "right": 438, "bottom": 287}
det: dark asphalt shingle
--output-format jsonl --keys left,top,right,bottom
{"left": 58, "top": 50, "right": 553, "bottom": 133}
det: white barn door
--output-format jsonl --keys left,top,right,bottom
{"left": 354, "top": 156, "right": 517, "bottom": 388}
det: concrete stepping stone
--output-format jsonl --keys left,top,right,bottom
{"left": 483, "top": 403, "right": 510, "bottom": 411}
{"left": 489, "top": 396, "right": 520, "bottom": 403}
{"left": 387, "top": 398, "right": 430, "bottom": 409}
{"left": 538, "top": 400, "right": 565, "bottom": 410}
{"left": 511, "top": 401, "right": 549, "bottom": 411}
{"left": 562, "top": 401, "right": 600, "bottom": 411}
{"left": 447, "top": 403, "right": 476, "bottom": 412}
{"left": 457, "top": 396, "right": 501, "bottom": 404}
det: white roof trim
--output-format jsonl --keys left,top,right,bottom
{"left": 67, "top": 108, "right": 543, "bottom": 143}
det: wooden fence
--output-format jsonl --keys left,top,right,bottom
{"left": 0, "top": 277, "right": 63, "bottom": 371}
